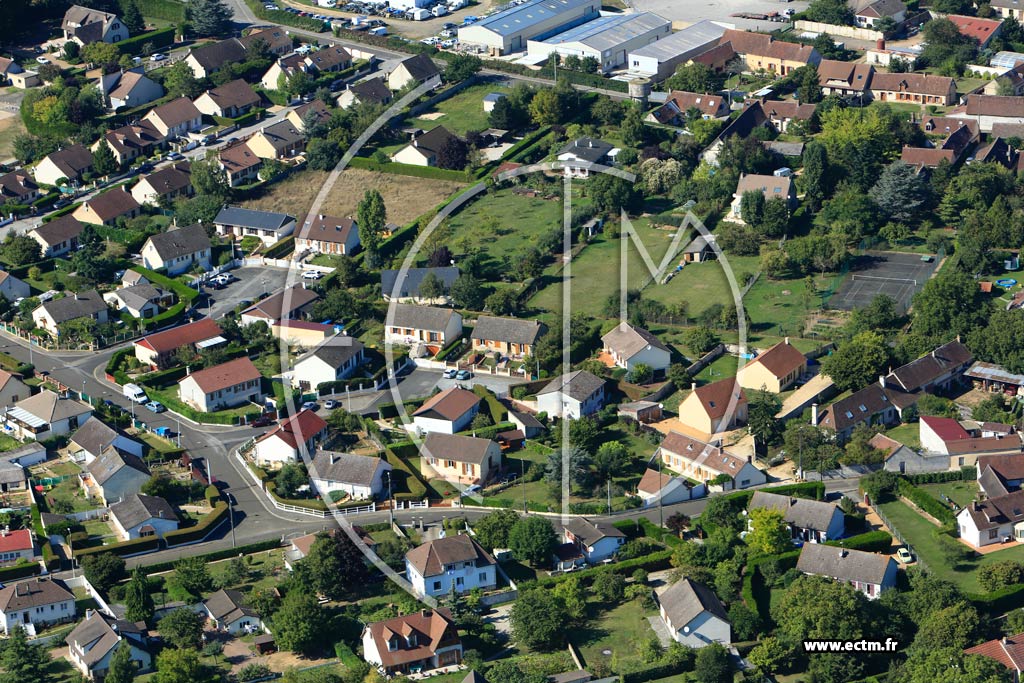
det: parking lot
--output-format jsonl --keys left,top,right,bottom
{"left": 632, "top": 0, "right": 811, "bottom": 31}
{"left": 281, "top": 0, "right": 500, "bottom": 39}
{"left": 204, "top": 266, "right": 294, "bottom": 319}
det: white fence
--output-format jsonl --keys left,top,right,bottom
{"left": 793, "top": 20, "right": 883, "bottom": 40}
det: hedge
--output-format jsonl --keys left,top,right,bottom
{"left": 263, "top": 235, "right": 295, "bottom": 260}
{"left": 0, "top": 561, "right": 42, "bottom": 582}
{"left": 116, "top": 27, "right": 176, "bottom": 56}
{"left": 126, "top": 266, "right": 200, "bottom": 330}
{"left": 205, "top": 485, "right": 221, "bottom": 506}
{"left": 317, "top": 351, "right": 407, "bottom": 394}
{"left": 970, "top": 582, "right": 1024, "bottom": 614}
{"left": 347, "top": 156, "right": 475, "bottom": 183}
{"left": 138, "top": 365, "right": 190, "bottom": 390}
{"left": 473, "top": 385, "right": 506, "bottom": 424}
{"left": 74, "top": 535, "right": 161, "bottom": 559}
{"left": 164, "top": 501, "right": 229, "bottom": 546}
{"left": 41, "top": 542, "right": 59, "bottom": 571}
{"left": 906, "top": 468, "right": 976, "bottom": 484}
{"left": 457, "top": 421, "right": 514, "bottom": 440}
{"left": 212, "top": 108, "right": 265, "bottom": 128}
{"left": 724, "top": 481, "right": 826, "bottom": 507}
{"left": 619, "top": 659, "right": 692, "bottom": 683}
{"left": 824, "top": 530, "right": 893, "bottom": 554}
{"left": 107, "top": 347, "right": 133, "bottom": 385}
{"left": 614, "top": 517, "right": 684, "bottom": 547}
{"left": 435, "top": 337, "right": 468, "bottom": 362}
{"left": 139, "top": 537, "right": 282, "bottom": 575}
{"left": 377, "top": 398, "right": 427, "bottom": 420}
{"left": 526, "top": 549, "right": 674, "bottom": 590}
{"left": 741, "top": 550, "right": 801, "bottom": 624}
{"left": 385, "top": 447, "right": 428, "bottom": 502}
{"left": 136, "top": 0, "right": 186, "bottom": 22}
{"left": 897, "top": 478, "right": 956, "bottom": 526}
{"left": 500, "top": 126, "right": 551, "bottom": 164}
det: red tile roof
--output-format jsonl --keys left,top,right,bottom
{"left": 0, "top": 529, "right": 32, "bottom": 553}
{"left": 183, "top": 356, "right": 261, "bottom": 393}
{"left": 947, "top": 14, "right": 1003, "bottom": 44}
{"left": 257, "top": 408, "right": 327, "bottom": 449}
{"left": 364, "top": 609, "right": 460, "bottom": 669}
{"left": 920, "top": 415, "right": 970, "bottom": 442}
{"left": 691, "top": 378, "right": 747, "bottom": 421}
{"left": 136, "top": 318, "right": 223, "bottom": 354}
{"left": 748, "top": 340, "right": 806, "bottom": 379}
{"left": 965, "top": 632, "right": 1024, "bottom": 672}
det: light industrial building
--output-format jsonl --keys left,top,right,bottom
{"left": 458, "top": 0, "right": 600, "bottom": 54}
{"left": 627, "top": 20, "right": 729, "bottom": 81}
{"left": 526, "top": 12, "right": 671, "bottom": 73}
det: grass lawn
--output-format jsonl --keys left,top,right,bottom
{"left": 573, "top": 599, "right": 659, "bottom": 674}
{"left": 138, "top": 430, "right": 181, "bottom": 456}
{"left": 920, "top": 480, "right": 978, "bottom": 509}
{"left": 0, "top": 113, "right": 25, "bottom": 160}
{"left": 410, "top": 83, "right": 513, "bottom": 135}
{"left": 642, "top": 254, "right": 760, "bottom": 319}
{"left": 500, "top": 559, "right": 539, "bottom": 583}
{"left": 693, "top": 354, "right": 740, "bottom": 384}
{"left": 0, "top": 434, "right": 21, "bottom": 452}
{"left": 207, "top": 549, "right": 286, "bottom": 593}
{"left": 882, "top": 422, "right": 921, "bottom": 450}
{"left": 44, "top": 476, "right": 97, "bottom": 514}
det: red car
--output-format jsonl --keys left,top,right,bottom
{"left": 250, "top": 414, "right": 275, "bottom": 428}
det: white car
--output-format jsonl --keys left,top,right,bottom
{"left": 441, "top": 39, "right": 456, "bottom": 48}
{"left": 301, "top": 270, "right": 323, "bottom": 280}
{"left": 150, "top": 53, "right": 167, "bottom": 62}
{"left": 35, "top": 56, "right": 50, "bottom": 64}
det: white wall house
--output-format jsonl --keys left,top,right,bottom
{"left": 362, "top": 610, "right": 462, "bottom": 676}
{"left": 536, "top": 370, "right": 605, "bottom": 420}
{"left": 411, "top": 388, "right": 480, "bottom": 435}
{"left": 563, "top": 517, "right": 625, "bottom": 563}
{"left": 178, "top": 357, "right": 264, "bottom": 413}
{"left": 0, "top": 578, "right": 76, "bottom": 635}
{"left": 958, "top": 490, "right": 1024, "bottom": 547}
{"left": 290, "top": 336, "right": 365, "bottom": 391}
{"left": 405, "top": 535, "right": 497, "bottom": 598}
{"left": 108, "top": 494, "right": 179, "bottom": 541}
{"left": 204, "top": 589, "right": 265, "bottom": 635}
{"left": 796, "top": 544, "right": 898, "bottom": 599}
{"left": 658, "top": 578, "right": 731, "bottom": 648}
{"left": 5, "top": 392, "right": 93, "bottom": 442}
{"left": 601, "top": 322, "right": 671, "bottom": 373}
{"left": 310, "top": 451, "right": 391, "bottom": 500}
{"left": 747, "top": 491, "right": 845, "bottom": 543}
{"left": 636, "top": 469, "right": 704, "bottom": 507}
{"left": 253, "top": 409, "right": 328, "bottom": 470}
{"left": 385, "top": 304, "right": 463, "bottom": 349}
{"left": 67, "top": 612, "right": 152, "bottom": 681}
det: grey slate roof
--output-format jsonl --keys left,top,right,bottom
{"left": 658, "top": 577, "right": 728, "bottom": 630}
{"left": 559, "top": 137, "right": 614, "bottom": 163}
{"left": 188, "top": 38, "right": 247, "bottom": 72}
{"left": 796, "top": 543, "right": 894, "bottom": 585}
{"left": 405, "top": 534, "right": 495, "bottom": 577}
{"left": 537, "top": 370, "right": 605, "bottom": 402}
{"left": 37, "top": 290, "right": 107, "bottom": 324}
{"left": 381, "top": 267, "right": 460, "bottom": 299}
{"left": 70, "top": 419, "right": 120, "bottom": 457}
{"left": 0, "top": 461, "right": 25, "bottom": 487}
{"left": 601, "top": 322, "right": 669, "bottom": 359}
{"left": 396, "top": 53, "right": 440, "bottom": 81}
{"left": 14, "top": 391, "right": 91, "bottom": 423}
{"left": 297, "top": 335, "right": 365, "bottom": 370}
{"left": 109, "top": 493, "right": 176, "bottom": 530}
{"left": 748, "top": 491, "right": 842, "bottom": 532}
{"left": 215, "top": 206, "right": 294, "bottom": 231}
{"left": 423, "top": 433, "right": 494, "bottom": 465}
{"left": 564, "top": 517, "right": 625, "bottom": 546}
{"left": 109, "top": 284, "right": 164, "bottom": 312}
{"left": 87, "top": 446, "right": 150, "bottom": 486}
{"left": 350, "top": 77, "right": 391, "bottom": 105}
{"left": 471, "top": 316, "right": 545, "bottom": 346}
{"left": 145, "top": 224, "right": 211, "bottom": 262}
{"left": 67, "top": 612, "right": 147, "bottom": 667}
{"left": 311, "top": 450, "right": 386, "bottom": 487}
{"left": 204, "top": 588, "right": 259, "bottom": 625}
{"left": 389, "top": 303, "right": 458, "bottom": 332}
{"left": 0, "top": 578, "right": 73, "bottom": 612}
{"left": 32, "top": 215, "right": 84, "bottom": 247}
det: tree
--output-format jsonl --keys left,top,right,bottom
{"left": 591, "top": 96, "right": 624, "bottom": 126}
{"left": 124, "top": 568, "right": 155, "bottom": 623}
{"left": 589, "top": 173, "right": 634, "bottom": 214}
{"left": 472, "top": 509, "right": 520, "bottom": 551}
{"left": 747, "top": 636, "right": 791, "bottom": 674}
{"left": 551, "top": 574, "right": 586, "bottom": 619}
{"left": 357, "top": 189, "right": 387, "bottom": 255}
{"left": 0, "top": 626, "right": 49, "bottom": 683}
{"left": 157, "top": 608, "right": 205, "bottom": 649}
{"left": 797, "top": 64, "right": 822, "bottom": 103}
{"left": 593, "top": 441, "right": 629, "bottom": 482}
{"left": 444, "top": 53, "right": 481, "bottom": 83}
{"left": 740, "top": 190, "right": 765, "bottom": 227}
{"left": 592, "top": 571, "right": 625, "bottom": 602}
{"left": 805, "top": 0, "right": 854, "bottom": 25}
{"left": 162, "top": 60, "right": 203, "bottom": 99}
{"left": 910, "top": 270, "right": 988, "bottom": 344}
{"left": 187, "top": 0, "right": 232, "bottom": 36}
{"left": 190, "top": 157, "right": 229, "bottom": 200}
{"left": 748, "top": 390, "right": 781, "bottom": 450}
{"left": 921, "top": 17, "right": 978, "bottom": 70}
{"left": 120, "top": 0, "right": 145, "bottom": 32}
{"left": 728, "top": 602, "right": 762, "bottom": 641}
{"left": 684, "top": 326, "right": 719, "bottom": 355}
{"left": 800, "top": 141, "right": 830, "bottom": 211}
{"left": 666, "top": 62, "right": 724, "bottom": 94}
{"left": 82, "top": 552, "right": 126, "bottom": 594}
{"left": 508, "top": 516, "right": 557, "bottom": 567}
{"left": 760, "top": 197, "right": 790, "bottom": 238}
{"left": 155, "top": 648, "right": 216, "bottom": 683}
{"left": 273, "top": 589, "right": 325, "bottom": 655}
{"left": 842, "top": 424, "right": 885, "bottom": 466}
{"left": 510, "top": 589, "right": 569, "bottom": 650}
{"left": 450, "top": 273, "right": 486, "bottom": 310}
{"left": 529, "top": 88, "right": 563, "bottom": 126}
{"left": 897, "top": 647, "right": 1013, "bottom": 683}
{"left": 105, "top": 642, "right": 137, "bottom": 683}
{"left": 666, "top": 512, "right": 690, "bottom": 537}
{"left": 304, "top": 532, "right": 370, "bottom": 600}
{"left": 485, "top": 288, "right": 517, "bottom": 315}
{"left": 418, "top": 272, "right": 446, "bottom": 300}
{"left": 694, "top": 643, "right": 732, "bottom": 683}
{"left": 274, "top": 463, "right": 306, "bottom": 499}
{"left": 745, "top": 508, "right": 791, "bottom": 555}
{"left": 436, "top": 135, "right": 469, "bottom": 170}
{"left": 82, "top": 41, "right": 121, "bottom": 69}
{"left": 873, "top": 161, "right": 930, "bottom": 224}
{"left": 621, "top": 106, "right": 645, "bottom": 148}
{"left": 173, "top": 556, "right": 213, "bottom": 598}
{"left": 821, "top": 331, "right": 890, "bottom": 392}
{"left": 306, "top": 138, "right": 340, "bottom": 171}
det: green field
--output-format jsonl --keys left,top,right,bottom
{"left": 883, "top": 422, "right": 921, "bottom": 450}
{"left": 410, "top": 83, "right": 514, "bottom": 135}
{"left": 920, "top": 480, "right": 978, "bottom": 509}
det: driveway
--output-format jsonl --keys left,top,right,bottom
{"left": 435, "top": 372, "right": 525, "bottom": 397}
{"left": 204, "top": 267, "right": 293, "bottom": 319}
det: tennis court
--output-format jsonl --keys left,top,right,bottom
{"left": 829, "top": 251, "right": 940, "bottom": 312}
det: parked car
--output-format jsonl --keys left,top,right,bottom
{"left": 455, "top": 369, "right": 472, "bottom": 380}
{"left": 896, "top": 547, "right": 914, "bottom": 564}
{"left": 442, "top": 368, "right": 457, "bottom": 379}
{"left": 144, "top": 401, "right": 166, "bottom": 413}
{"left": 301, "top": 270, "right": 322, "bottom": 280}
{"left": 301, "top": 401, "right": 320, "bottom": 411}
{"left": 150, "top": 53, "right": 167, "bottom": 62}
{"left": 36, "top": 56, "right": 50, "bottom": 64}
{"left": 250, "top": 413, "right": 275, "bottom": 427}
{"left": 168, "top": 151, "right": 184, "bottom": 160}
{"left": 324, "top": 399, "right": 338, "bottom": 410}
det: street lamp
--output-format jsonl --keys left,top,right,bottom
{"left": 82, "top": 380, "right": 87, "bottom": 406}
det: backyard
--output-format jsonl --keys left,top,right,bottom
{"left": 572, "top": 598, "right": 660, "bottom": 674}
{"left": 919, "top": 480, "right": 978, "bottom": 509}
{"left": 409, "top": 83, "right": 514, "bottom": 135}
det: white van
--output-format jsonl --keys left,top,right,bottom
{"left": 123, "top": 383, "right": 148, "bottom": 404}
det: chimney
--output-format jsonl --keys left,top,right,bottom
{"left": 810, "top": 403, "right": 819, "bottom": 426}
{"left": 784, "top": 336, "right": 790, "bottom": 345}
{"left": 879, "top": 375, "right": 886, "bottom": 389}
{"left": 691, "top": 382, "right": 697, "bottom": 392}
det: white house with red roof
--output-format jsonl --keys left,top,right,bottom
{"left": 253, "top": 409, "right": 327, "bottom": 469}
{"left": 636, "top": 468, "right": 703, "bottom": 506}
{"left": 133, "top": 318, "right": 224, "bottom": 370}
{"left": 411, "top": 388, "right": 481, "bottom": 435}
{"left": 361, "top": 609, "right": 462, "bottom": 676}
{"left": 0, "top": 529, "right": 34, "bottom": 565}
{"left": 920, "top": 415, "right": 1023, "bottom": 467}
{"left": 178, "top": 357, "right": 264, "bottom": 413}
{"left": 657, "top": 431, "right": 765, "bottom": 490}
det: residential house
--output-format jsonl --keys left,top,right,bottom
{"left": 141, "top": 98, "right": 203, "bottom": 140}
{"left": 875, "top": 432, "right": 948, "bottom": 474}
{"left": 977, "top": 454, "right": 1024, "bottom": 498}
{"left": 0, "top": 443, "right": 46, "bottom": 469}
{"left": 0, "top": 58, "right": 23, "bottom": 87}
{"left": 853, "top": 0, "right": 906, "bottom": 27}
{"left": 406, "top": 535, "right": 497, "bottom": 597}
{"left": 361, "top": 609, "right": 462, "bottom": 675}
{"left": 689, "top": 40, "right": 736, "bottom": 72}
{"left": 0, "top": 370, "right": 27, "bottom": 407}
{"left": 239, "top": 286, "right": 318, "bottom": 327}
{"left": 103, "top": 284, "right": 171, "bottom": 319}
{"left": 0, "top": 271, "right": 29, "bottom": 303}
{"left": 796, "top": 544, "right": 897, "bottom": 599}
{"left": 194, "top": 79, "right": 261, "bottom": 119}
{"left": 62, "top": 5, "right": 128, "bottom": 44}
{"left": 471, "top": 316, "right": 545, "bottom": 358}
{"left": 178, "top": 357, "right": 265, "bottom": 412}
{"left": 658, "top": 578, "right": 730, "bottom": 648}
{"left": 391, "top": 126, "right": 462, "bottom": 168}
{"left": 958, "top": 490, "right": 1024, "bottom": 547}
{"left": 900, "top": 120, "right": 978, "bottom": 169}
{"left": 185, "top": 38, "right": 248, "bottom": 79}
{"left": 381, "top": 267, "right": 460, "bottom": 302}
{"left": 919, "top": 415, "right": 1023, "bottom": 466}
{"left": 385, "top": 304, "right": 463, "bottom": 350}
{"left": 948, "top": 14, "right": 1003, "bottom": 49}
{"left": 562, "top": 517, "right": 625, "bottom": 563}
{"left": 817, "top": 59, "right": 874, "bottom": 99}
{"left": 868, "top": 72, "right": 957, "bottom": 107}
{"left": 86, "top": 447, "right": 150, "bottom": 506}
{"left": 72, "top": 187, "right": 141, "bottom": 226}
{"left": 240, "top": 27, "right": 292, "bottom": 56}
{"left": 965, "top": 632, "right": 1024, "bottom": 679}
{"left": 337, "top": 77, "right": 393, "bottom": 109}
{"left": 702, "top": 100, "right": 771, "bottom": 165}
{"left": 247, "top": 120, "right": 305, "bottom": 160}
{"left": 272, "top": 320, "right": 337, "bottom": 349}
{"left": 67, "top": 611, "right": 151, "bottom": 681}
{"left": 0, "top": 170, "right": 40, "bottom": 204}
{"left": 253, "top": 409, "right": 327, "bottom": 469}
{"left": 130, "top": 162, "right": 192, "bottom": 206}
{"left": 296, "top": 214, "right": 360, "bottom": 256}
{"left": 973, "top": 136, "right": 1023, "bottom": 171}
{"left": 986, "top": 61, "right": 1024, "bottom": 96}
{"left": 536, "top": 370, "right": 605, "bottom": 420}
{"left": 509, "top": 409, "right": 544, "bottom": 439}
{"left": 957, "top": 94, "right": 1024, "bottom": 133}
{"left": 636, "top": 468, "right": 703, "bottom": 506}
{"left": 387, "top": 53, "right": 441, "bottom": 90}
{"left": 69, "top": 418, "right": 143, "bottom": 465}
{"left": 204, "top": 589, "right": 264, "bottom": 635}
{"left": 5, "top": 391, "right": 92, "bottom": 441}
{"left": 0, "top": 529, "right": 33, "bottom": 565}
{"left": 32, "top": 290, "right": 110, "bottom": 336}
{"left": 761, "top": 99, "right": 818, "bottom": 133}
{"left": 729, "top": 173, "right": 796, "bottom": 221}
{"left": 133, "top": 318, "right": 224, "bottom": 370}
{"left": 303, "top": 45, "right": 353, "bottom": 74}
{"left": 290, "top": 335, "right": 366, "bottom": 390}
{"left": 0, "top": 578, "right": 75, "bottom": 634}
{"left": 0, "top": 461, "right": 25, "bottom": 496}
{"left": 96, "top": 122, "right": 162, "bottom": 166}
{"left": 421, "top": 433, "right": 501, "bottom": 485}
{"left": 601, "top": 322, "right": 671, "bottom": 374}
{"left": 737, "top": 338, "right": 807, "bottom": 393}
{"left": 99, "top": 70, "right": 162, "bottom": 110}
{"left": 34, "top": 145, "right": 93, "bottom": 186}
{"left": 411, "top": 388, "right": 481, "bottom": 435}
{"left": 747, "top": 491, "right": 845, "bottom": 543}
{"left": 218, "top": 142, "right": 262, "bottom": 187}
{"left": 214, "top": 206, "right": 296, "bottom": 247}
{"left": 720, "top": 29, "right": 821, "bottom": 75}
{"left": 991, "top": 0, "right": 1024, "bottom": 19}
{"left": 285, "top": 528, "right": 377, "bottom": 570}
{"left": 657, "top": 431, "right": 766, "bottom": 490}
{"left": 309, "top": 450, "right": 391, "bottom": 499}
{"left": 677, "top": 378, "right": 748, "bottom": 435}
{"left": 108, "top": 494, "right": 178, "bottom": 540}
{"left": 287, "top": 100, "right": 331, "bottom": 133}
{"left": 556, "top": 137, "right": 615, "bottom": 178}
{"left": 140, "top": 223, "right": 212, "bottom": 275}
{"left": 646, "top": 91, "right": 730, "bottom": 126}
{"left": 260, "top": 52, "right": 309, "bottom": 90}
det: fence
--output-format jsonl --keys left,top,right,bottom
{"left": 874, "top": 504, "right": 930, "bottom": 574}
{"left": 686, "top": 343, "right": 726, "bottom": 376}
{"left": 793, "top": 20, "right": 883, "bottom": 41}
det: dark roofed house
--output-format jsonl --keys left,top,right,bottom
{"left": 70, "top": 416, "right": 144, "bottom": 464}
{"left": 100, "top": 122, "right": 162, "bottom": 166}
{"left": 291, "top": 335, "right": 366, "bottom": 390}
{"left": 85, "top": 446, "right": 150, "bottom": 506}
{"left": 67, "top": 611, "right": 151, "bottom": 680}
{"left": 958, "top": 490, "right": 1024, "bottom": 547}
{"left": 537, "top": 370, "right": 605, "bottom": 419}
{"left": 218, "top": 142, "right": 262, "bottom": 187}
{"left": 32, "top": 289, "right": 109, "bottom": 336}
{"left": 388, "top": 53, "right": 441, "bottom": 90}
{"left": 204, "top": 589, "right": 264, "bottom": 635}
{"left": 385, "top": 304, "right": 463, "bottom": 349}
{"left": 108, "top": 493, "right": 178, "bottom": 540}
{"left": 141, "top": 223, "right": 212, "bottom": 276}
{"left": 185, "top": 38, "right": 248, "bottom": 78}
{"left": 0, "top": 577, "right": 75, "bottom": 634}
{"left": 240, "top": 27, "right": 292, "bottom": 55}
{"left": 62, "top": 4, "right": 128, "bottom": 45}
{"left": 214, "top": 206, "right": 296, "bottom": 247}
{"left": 338, "top": 76, "right": 393, "bottom": 109}
{"left": 702, "top": 101, "right": 770, "bottom": 164}
{"left": 796, "top": 544, "right": 897, "bottom": 598}
{"left": 361, "top": 609, "right": 462, "bottom": 675}
{"left": 561, "top": 517, "right": 625, "bottom": 564}
{"left": 557, "top": 137, "right": 616, "bottom": 177}
{"left": 0, "top": 170, "right": 39, "bottom": 203}
{"left": 305, "top": 45, "right": 353, "bottom": 73}
{"left": 748, "top": 490, "right": 845, "bottom": 542}
{"left": 309, "top": 450, "right": 391, "bottom": 500}
{"left": 72, "top": 187, "right": 141, "bottom": 226}
{"left": 381, "top": 267, "right": 460, "bottom": 302}
{"left": 405, "top": 535, "right": 497, "bottom": 596}
{"left": 658, "top": 578, "right": 730, "bottom": 647}
{"left": 194, "top": 79, "right": 261, "bottom": 119}
{"left": 239, "top": 285, "right": 319, "bottom": 327}
{"left": 248, "top": 120, "right": 306, "bottom": 160}
{"left": 471, "top": 316, "right": 545, "bottom": 359}
{"left": 296, "top": 214, "right": 360, "bottom": 256}
{"left": 287, "top": 99, "right": 332, "bottom": 132}
{"left": 29, "top": 215, "right": 84, "bottom": 258}
{"left": 130, "top": 162, "right": 192, "bottom": 206}
{"left": 142, "top": 97, "right": 202, "bottom": 139}
{"left": 34, "top": 144, "right": 93, "bottom": 186}
{"left": 421, "top": 433, "right": 501, "bottom": 485}
{"left": 391, "top": 126, "right": 462, "bottom": 168}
